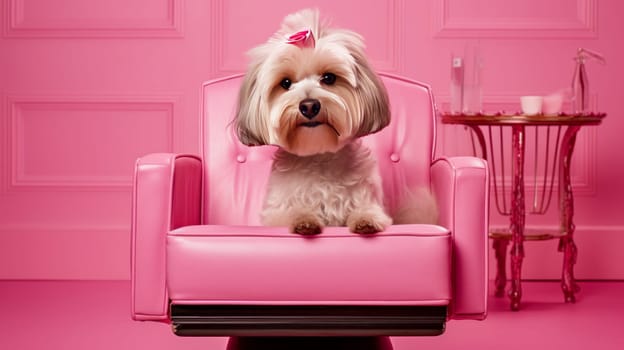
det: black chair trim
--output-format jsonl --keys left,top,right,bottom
{"left": 171, "top": 304, "right": 447, "bottom": 337}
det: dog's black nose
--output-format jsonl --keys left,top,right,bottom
{"left": 299, "top": 99, "right": 321, "bottom": 119}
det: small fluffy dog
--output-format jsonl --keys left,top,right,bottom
{"left": 236, "top": 9, "right": 435, "bottom": 234}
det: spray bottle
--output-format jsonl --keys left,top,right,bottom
{"left": 571, "top": 48, "right": 605, "bottom": 114}
{"left": 449, "top": 55, "right": 464, "bottom": 114}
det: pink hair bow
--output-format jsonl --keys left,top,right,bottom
{"left": 286, "top": 29, "right": 315, "bottom": 48}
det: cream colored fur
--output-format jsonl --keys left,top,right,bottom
{"left": 235, "top": 9, "right": 437, "bottom": 234}
{"left": 261, "top": 141, "right": 392, "bottom": 234}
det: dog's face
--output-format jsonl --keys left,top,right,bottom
{"left": 236, "top": 9, "right": 390, "bottom": 156}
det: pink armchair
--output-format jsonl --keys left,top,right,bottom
{"left": 131, "top": 73, "right": 489, "bottom": 337}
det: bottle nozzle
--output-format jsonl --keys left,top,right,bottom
{"left": 577, "top": 48, "right": 606, "bottom": 65}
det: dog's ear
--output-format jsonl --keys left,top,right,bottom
{"left": 353, "top": 56, "right": 391, "bottom": 137}
{"left": 235, "top": 70, "right": 269, "bottom": 146}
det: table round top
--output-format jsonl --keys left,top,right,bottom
{"left": 440, "top": 112, "right": 606, "bottom": 126}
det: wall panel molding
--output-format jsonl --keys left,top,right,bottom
{"left": 433, "top": 0, "right": 597, "bottom": 38}
{"left": 2, "top": 0, "right": 183, "bottom": 38}
{"left": 210, "top": 0, "right": 404, "bottom": 74}
{"left": 5, "top": 95, "right": 175, "bottom": 191}
{"left": 0, "top": 227, "right": 130, "bottom": 280}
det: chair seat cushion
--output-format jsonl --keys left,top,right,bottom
{"left": 167, "top": 225, "right": 451, "bottom": 306}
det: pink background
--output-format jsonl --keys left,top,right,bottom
{"left": 0, "top": 0, "right": 622, "bottom": 281}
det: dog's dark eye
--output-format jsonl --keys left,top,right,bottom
{"left": 280, "top": 78, "right": 292, "bottom": 90}
{"left": 321, "top": 73, "right": 336, "bottom": 85}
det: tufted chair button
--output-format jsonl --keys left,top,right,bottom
{"left": 390, "top": 153, "right": 400, "bottom": 162}
{"left": 236, "top": 154, "right": 247, "bottom": 163}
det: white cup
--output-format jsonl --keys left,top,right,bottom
{"left": 542, "top": 92, "right": 563, "bottom": 115}
{"left": 520, "top": 96, "right": 543, "bottom": 116}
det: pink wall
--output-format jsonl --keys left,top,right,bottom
{"left": 1, "top": 0, "right": 623, "bottom": 280}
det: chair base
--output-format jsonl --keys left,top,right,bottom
{"left": 226, "top": 336, "right": 395, "bottom": 350}
{"left": 171, "top": 304, "right": 447, "bottom": 337}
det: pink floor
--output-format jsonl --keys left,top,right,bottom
{"left": 1, "top": 281, "right": 622, "bottom": 349}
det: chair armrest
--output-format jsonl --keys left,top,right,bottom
{"left": 431, "top": 156, "right": 489, "bottom": 320}
{"left": 131, "top": 153, "right": 202, "bottom": 321}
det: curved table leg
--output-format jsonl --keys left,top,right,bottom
{"left": 509, "top": 126, "right": 526, "bottom": 311}
{"left": 559, "top": 126, "right": 582, "bottom": 303}
{"left": 493, "top": 238, "right": 509, "bottom": 297}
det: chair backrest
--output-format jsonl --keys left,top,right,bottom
{"left": 201, "top": 73, "right": 436, "bottom": 225}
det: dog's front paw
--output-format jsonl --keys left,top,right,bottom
{"left": 347, "top": 210, "right": 392, "bottom": 234}
{"left": 349, "top": 219, "right": 384, "bottom": 234}
{"left": 290, "top": 215, "right": 323, "bottom": 235}
{"left": 349, "top": 218, "right": 384, "bottom": 234}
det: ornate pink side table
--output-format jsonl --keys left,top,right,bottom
{"left": 441, "top": 113, "right": 605, "bottom": 310}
